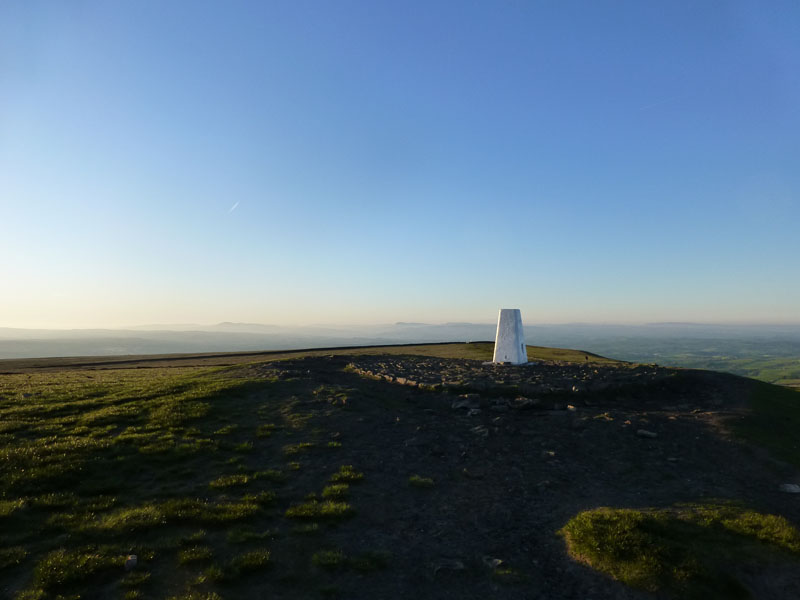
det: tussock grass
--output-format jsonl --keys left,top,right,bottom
{"left": 0, "top": 546, "right": 27, "bottom": 569}
{"left": 121, "top": 570, "right": 150, "bottom": 586}
{"left": 167, "top": 592, "right": 223, "bottom": 600}
{"left": 242, "top": 491, "right": 277, "bottom": 506}
{"left": 229, "top": 549, "right": 271, "bottom": 573}
{"left": 226, "top": 527, "right": 275, "bottom": 544}
{"left": 209, "top": 473, "right": 251, "bottom": 489}
{"left": 329, "top": 465, "right": 363, "bottom": 483}
{"left": 213, "top": 424, "right": 238, "bottom": 435}
{"left": 322, "top": 484, "right": 349, "bottom": 499}
{"left": 75, "top": 498, "right": 260, "bottom": 533}
{"left": 32, "top": 547, "right": 125, "bottom": 589}
{"left": 283, "top": 441, "right": 315, "bottom": 455}
{"left": 177, "top": 545, "right": 213, "bottom": 564}
{"left": 559, "top": 503, "right": 800, "bottom": 598}
{"left": 233, "top": 441, "right": 253, "bottom": 453}
{"left": 254, "top": 468, "right": 286, "bottom": 483}
{"left": 285, "top": 500, "right": 353, "bottom": 520}
{"left": 408, "top": 474, "right": 434, "bottom": 488}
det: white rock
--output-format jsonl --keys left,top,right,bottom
{"left": 636, "top": 429, "right": 658, "bottom": 438}
{"left": 125, "top": 555, "right": 137, "bottom": 571}
{"left": 779, "top": 483, "right": 800, "bottom": 494}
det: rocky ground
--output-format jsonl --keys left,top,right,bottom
{"left": 235, "top": 354, "right": 800, "bottom": 600}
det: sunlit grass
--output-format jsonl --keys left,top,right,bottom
{"left": 283, "top": 441, "right": 315, "bottom": 455}
{"left": 321, "top": 484, "right": 349, "bottom": 499}
{"left": 559, "top": 502, "right": 800, "bottom": 599}
{"left": 32, "top": 547, "right": 125, "bottom": 590}
{"left": 229, "top": 549, "right": 271, "bottom": 573}
{"left": 329, "top": 465, "right": 364, "bottom": 483}
{"left": 177, "top": 545, "right": 213, "bottom": 564}
{"left": 209, "top": 473, "right": 251, "bottom": 489}
{"left": 285, "top": 500, "right": 354, "bottom": 520}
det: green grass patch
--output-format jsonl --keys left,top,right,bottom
{"left": 213, "top": 424, "right": 238, "bottom": 435}
{"left": 226, "top": 527, "right": 275, "bottom": 544}
{"left": 121, "top": 570, "right": 151, "bottom": 587}
{"left": 329, "top": 465, "right": 363, "bottom": 483}
{"left": 209, "top": 473, "right": 251, "bottom": 489}
{"left": 285, "top": 500, "right": 353, "bottom": 520}
{"left": 408, "top": 474, "right": 434, "bottom": 488}
{"left": 321, "top": 484, "right": 349, "bottom": 499}
{"left": 229, "top": 549, "right": 271, "bottom": 573}
{"left": 233, "top": 441, "right": 253, "bottom": 453}
{"left": 559, "top": 502, "right": 800, "bottom": 599}
{"left": 283, "top": 441, "right": 315, "bottom": 455}
{"left": 242, "top": 491, "right": 277, "bottom": 506}
{"left": 77, "top": 497, "right": 260, "bottom": 532}
{"left": 177, "top": 545, "right": 213, "bottom": 564}
{"left": 167, "top": 592, "right": 223, "bottom": 600}
{"left": 0, "top": 546, "right": 27, "bottom": 569}
{"left": 32, "top": 547, "right": 125, "bottom": 590}
{"left": 0, "top": 498, "right": 26, "bottom": 517}
{"left": 254, "top": 468, "right": 286, "bottom": 483}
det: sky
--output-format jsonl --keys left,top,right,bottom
{"left": 2, "top": 1, "right": 799, "bottom": 328}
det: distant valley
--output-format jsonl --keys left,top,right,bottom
{"left": 1, "top": 322, "right": 799, "bottom": 387}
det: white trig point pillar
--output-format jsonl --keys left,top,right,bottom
{"left": 492, "top": 308, "right": 527, "bottom": 364}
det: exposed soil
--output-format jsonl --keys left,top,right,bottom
{"left": 230, "top": 354, "right": 800, "bottom": 599}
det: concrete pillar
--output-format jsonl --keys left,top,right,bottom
{"left": 492, "top": 308, "right": 527, "bottom": 364}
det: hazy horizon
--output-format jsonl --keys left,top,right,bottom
{"left": 4, "top": 318, "right": 800, "bottom": 332}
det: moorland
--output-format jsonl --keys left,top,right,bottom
{"left": 1, "top": 342, "right": 799, "bottom": 600}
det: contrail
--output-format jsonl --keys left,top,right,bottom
{"left": 228, "top": 201, "right": 240, "bottom": 213}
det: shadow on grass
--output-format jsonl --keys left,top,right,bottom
{"left": 559, "top": 502, "right": 800, "bottom": 599}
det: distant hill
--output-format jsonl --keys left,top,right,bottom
{"left": 2, "top": 323, "right": 800, "bottom": 386}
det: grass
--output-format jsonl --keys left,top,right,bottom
{"left": 177, "top": 546, "right": 213, "bottom": 564}
{"left": 0, "top": 546, "right": 28, "bottom": 569}
{"left": 408, "top": 474, "right": 434, "bottom": 488}
{"left": 283, "top": 441, "right": 315, "bottom": 455}
{"left": 3, "top": 341, "right": 797, "bottom": 598}
{"left": 32, "top": 547, "right": 125, "bottom": 590}
{"left": 256, "top": 423, "right": 279, "bottom": 437}
{"left": 321, "top": 484, "right": 349, "bottom": 499}
{"left": 0, "top": 363, "right": 372, "bottom": 597}
{"left": 229, "top": 549, "right": 271, "bottom": 573}
{"left": 734, "top": 380, "right": 800, "bottom": 467}
{"left": 285, "top": 500, "right": 354, "bottom": 520}
{"left": 226, "top": 527, "right": 275, "bottom": 544}
{"left": 209, "top": 473, "right": 251, "bottom": 488}
{"left": 329, "top": 465, "right": 364, "bottom": 483}
{"left": 559, "top": 502, "right": 800, "bottom": 599}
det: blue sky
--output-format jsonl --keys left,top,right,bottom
{"left": 2, "top": 1, "right": 799, "bottom": 327}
